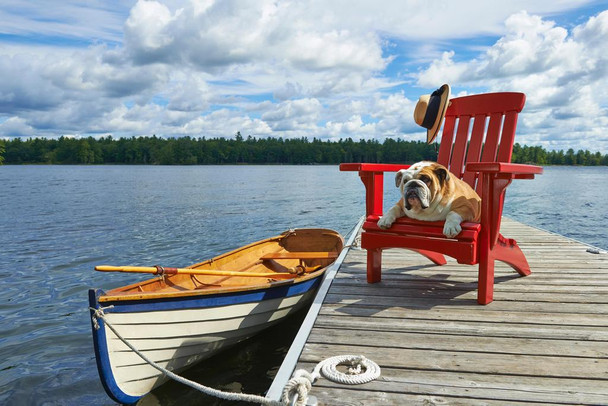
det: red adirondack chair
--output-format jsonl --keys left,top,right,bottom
{"left": 340, "top": 92, "right": 543, "bottom": 305}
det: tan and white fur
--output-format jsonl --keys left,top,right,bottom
{"left": 377, "top": 161, "right": 481, "bottom": 238}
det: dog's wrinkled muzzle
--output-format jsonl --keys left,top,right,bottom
{"left": 404, "top": 180, "right": 430, "bottom": 210}
{"left": 405, "top": 187, "right": 429, "bottom": 210}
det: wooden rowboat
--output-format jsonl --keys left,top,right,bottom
{"left": 89, "top": 228, "right": 343, "bottom": 404}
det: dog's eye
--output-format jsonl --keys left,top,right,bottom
{"left": 419, "top": 175, "right": 431, "bottom": 185}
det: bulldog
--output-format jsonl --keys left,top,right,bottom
{"left": 377, "top": 161, "right": 481, "bottom": 238}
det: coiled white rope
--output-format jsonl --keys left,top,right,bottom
{"left": 281, "top": 355, "right": 381, "bottom": 406}
{"left": 91, "top": 307, "right": 380, "bottom": 406}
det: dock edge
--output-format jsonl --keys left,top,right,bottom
{"left": 266, "top": 216, "right": 365, "bottom": 401}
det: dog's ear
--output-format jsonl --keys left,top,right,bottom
{"left": 395, "top": 170, "right": 405, "bottom": 188}
{"left": 434, "top": 166, "right": 449, "bottom": 187}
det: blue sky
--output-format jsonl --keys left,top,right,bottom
{"left": 1, "top": 0, "right": 608, "bottom": 153}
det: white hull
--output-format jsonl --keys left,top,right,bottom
{"left": 90, "top": 284, "right": 318, "bottom": 403}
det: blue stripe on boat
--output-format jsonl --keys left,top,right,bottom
{"left": 100, "top": 278, "right": 320, "bottom": 313}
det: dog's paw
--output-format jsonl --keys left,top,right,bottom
{"left": 443, "top": 220, "right": 461, "bottom": 238}
{"left": 377, "top": 216, "right": 394, "bottom": 229}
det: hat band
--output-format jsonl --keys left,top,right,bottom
{"left": 421, "top": 86, "right": 445, "bottom": 130}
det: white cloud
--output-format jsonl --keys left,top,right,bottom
{"left": 261, "top": 99, "right": 322, "bottom": 131}
{"left": 0, "top": 1, "right": 607, "bottom": 153}
{"left": 125, "top": 1, "right": 175, "bottom": 50}
{"left": 0, "top": 52, "right": 64, "bottom": 112}
{"left": 122, "top": 0, "right": 388, "bottom": 75}
{"left": 0, "top": 1, "right": 132, "bottom": 45}
{"left": 182, "top": 109, "right": 271, "bottom": 138}
{"left": 0, "top": 117, "right": 36, "bottom": 138}
{"left": 326, "top": 115, "right": 375, "bottom": 138}
{"left": 165, "top": 71, "right": 212, "bottom": 113}
{"left": 416, "top": 10, "right": 608, "bottom": 152}
{"left": 417, "top": 12, "right": 580, "bottom": 87}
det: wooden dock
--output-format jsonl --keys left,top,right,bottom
{"left": 270, "top": 218, "right": 608, "bottom": 405}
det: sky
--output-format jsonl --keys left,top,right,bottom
{"left": 1, "top": 0, "right": 608, "bottom": 153}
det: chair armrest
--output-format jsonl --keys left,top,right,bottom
{"left": 466, "top": 162, "right": 542, "bottom": 249}
{"left": 466, "top": 162, "right": 543, "bottom": 179}
{"left": 339, "top": 163, "right": 411, "bottom": 172}
{"left": 339, "top": 163, "right": 410, "bottom": 217}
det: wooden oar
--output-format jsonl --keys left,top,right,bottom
{"left": 95, "top": 265, "right": 296, "bottom": 279}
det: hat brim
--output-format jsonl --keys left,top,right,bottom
{"left": 426, "top": 84, "right": 450, "bottom": 144}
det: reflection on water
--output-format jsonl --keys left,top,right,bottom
{"left": 0, "top": 165, "right": 606, "bottom": 405}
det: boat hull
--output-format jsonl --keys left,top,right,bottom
{"left": 89, "top": 276, "right": 321, "bottom": 404}
{"left": 88, "top": 228, "right": 343, "bottom": 404}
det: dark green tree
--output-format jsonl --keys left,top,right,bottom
{"left": 2, "top": 136, "right": 607, "bottom": 166}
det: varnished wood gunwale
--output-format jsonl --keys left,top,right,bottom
{"left": 98, "top": 228, "right": 343, "bottom": 302}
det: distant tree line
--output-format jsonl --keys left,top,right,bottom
{"left": 511, "top": 143, "right": 608, "bottom": 165}
{"left": 0, "top": 134, "right": 607, "bottom": 165}
{"left": 0, "top": 134, "right": 437, "bottom": 165}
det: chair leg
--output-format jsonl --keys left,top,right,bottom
{"left": 477, "top": 254, "right": 495, "bottom": 305}
{"left": 367, "top": 249, "right": 382, "bottom": 283}
{"left": 478, "top": 236, "right": 531, "bottom": 305}
{"left": 493, "top": 236, "right": 531, "bottom": 276}
{"left": 478, "top": 222, "right": 494, "bottom": 305}
{"left": 410, "top": 249, "right": 447, "bottom": 265}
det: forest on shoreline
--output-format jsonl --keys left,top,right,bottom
{"left": 1, "top": 134, "right": 607, "bottom": 166}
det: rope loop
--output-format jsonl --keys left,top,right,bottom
{"left": 317, "top": 355, "right": 381, "bottom": 385}
{"left": 281, "top": 355, "right": 380, "bottom": 405}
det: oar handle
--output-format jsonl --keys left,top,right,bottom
{"left": 95, "top": 265, "right": 180, "bottom": 275}
{"left": 94, "top": 265, "right": 296, "bottom": 279}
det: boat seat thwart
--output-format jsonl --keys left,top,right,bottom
{"left": 260, "top": 251, "right": 339, "bottom": 260}
{"left": 261, "top": 251, "right": 339, "bottom": 275}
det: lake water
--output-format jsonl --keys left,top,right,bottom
{"left": 1, "top": 165, "right": 607, "bottom": 405}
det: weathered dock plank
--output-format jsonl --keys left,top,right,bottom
{"left": 288, "top": 218, "right": 608, "bottom": 405}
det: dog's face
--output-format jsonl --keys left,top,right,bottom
{"left": 395, "top": 162, "right": 449, "bottom": 212}
{"left": 379, "top": 160, "right": 480, "bottom": 235}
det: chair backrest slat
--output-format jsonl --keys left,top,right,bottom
{"left": 479, "top": 112, "right": 503, "bottom": 162}
{"left": 438, "top": 92, "right": 526, "bottom": 194}
{"left": 496, "top": 110, "right": 519, "bottom": 163}
{"left": 437, "top": 116, "right": 456, "bottom": 166}
{"left": 450, "top": 116, "right": 472, "bottom": 178}
{"left": 462, "top": 114, "right": 487, "bottom": 188}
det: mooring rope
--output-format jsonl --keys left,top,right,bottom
{"left": 281, "top": 355, "right": 381, "bottom": 406}
{"left": 90, "top": 306, "right": 283, "bottom": 405}
{"left": 90, "top": 306, "right": 380, "bottom": 406}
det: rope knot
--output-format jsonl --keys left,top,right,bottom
{"left": 281, "top": 369, "right": 315, "bottom": 406}
{"left": 346, "top": 357, "right": 363, "bottom": 375}
{"left": 89, "top": 305, "right": 114, "bottom": 330}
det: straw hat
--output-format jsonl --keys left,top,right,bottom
{"left": 413, "top": 84, "right": 451, "bottom": 144}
